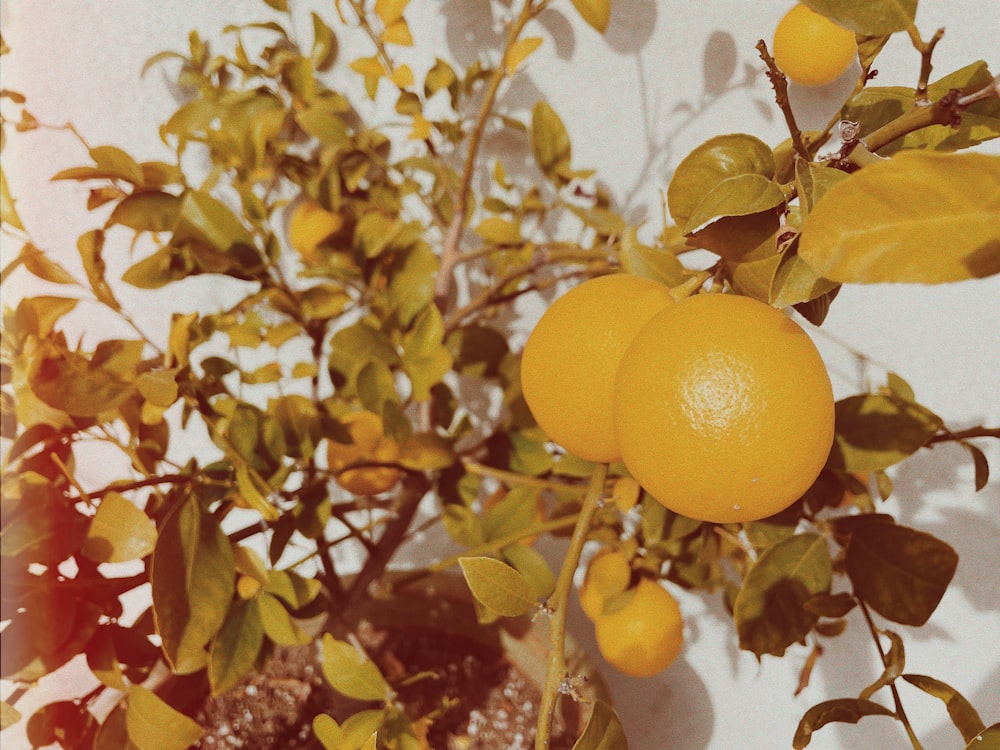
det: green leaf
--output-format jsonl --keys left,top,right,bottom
{"left": 442, "top": 504, "right": 486, "bottom": 547}
{"left": 257, "top": 591, "right": 311, "bottom": 646}
{"left": 126, "top": 686, "right": 204, "bottom": 750}
{"left": 572, "top": 700, "right": 628, "bottom": 750}
{"left": 531, "top": 101, "right": 572, "bottom": 182}
{"left": 831, "top": 393, "right": 943, "bottom": 472}
{"left": 320, "top": 633, "right": 391, "bottom": 702}
{"left": 83, "top": 491, "right": 157, "bottom": 564}
{"left": 683, "top": 173, "right": 785, "bottom": 234}
{"left": 569, "top": 0, "right": 611, "bottom": 33}
{"left": 770, "top": 244, "right": 840, "bottom": 308}
{"left": 313, "top": 714, "right": 343, "bottom": 750}
{"left": 502, "top": 544, "right": 555, "bottom": 600}
{"left": 475, "top": 216, "right": 522, "bottom": 245}
{"left": 263, "top": 569, "right": 322, "bottom": 610}
{"left": 793, "top": 698, "right": 896, "bottom": 749}
{"left": 901, "top": 674, "right": 986, "bottom": 742}
{"left": 459, "top": 556, "right": 537, "bottom": 617}
{"left": 833, "top": 515, "right": 958, "bottom": 626}
{"left": 796, "top": 160, "right": 850, "bottom": 215}
{"left": 26, "top": 340, "right": 134, "bottom": 418}
{"left": 107, "top": 191, "right": 182, "bottom": 233}
{"left": 151, "top": 496, "right": 235, "bottom": 674}
{"left": 618, "top": 226, "right": 686, "bottom": 287}
{"left": 842, "top": 62, "right": 1000, "bottom": 155}
{"left": 733, "top": 533, "right": 832, "bottom": 657}
{"left": 483, "top": 487, "right": 541, "bottom": 542}
{"left": 798, "top": 151, "right": 1000, "bottom": 283}
{"left": 666, "top": 133, "right": 776, "bottom": 229}
{"left": 209, "top": 598, "right": 265, "bottom": 695}
{"left": 800, "top": 0, "right": 916, "bottom": 35}
{"left": 311, "top": 12, "right": 338, "bottom": 71}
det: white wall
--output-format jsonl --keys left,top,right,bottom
{"left": 2, "top": 2, "right": 998, "bottom": 749}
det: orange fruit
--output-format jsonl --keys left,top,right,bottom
{"left": 579, "top": 548, "right": 632, "bottom": 621}
{"left": 327, "top": 411, "right": 403, "bottom": 495}
{"left": 520, "top": 274, "right": 674, "bottom": 463}
{"left": 288, "top": 199, "right": 344, "bottom": 261}
{"left": 594, "top": 579, "right": 684, "bottom": 677}
{"left": 613, "top": 293, "right": 834, "bottom": 524}
{"left": 772, "top": 3, "right": 857, "bottom": 87}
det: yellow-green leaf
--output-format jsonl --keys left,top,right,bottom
{"left": 136, "top": 370, "right": 179, "bottom": 408}
{"left": 475, "top": 216, "right": 522, "bottom": 245}
{"left": 800, "top": 0, "right": 916, "bottom": 35}
{"left": 733, "top": 533, "right": 832, "bottom": 657}
{"left": 459, "top": 556, "right": 537, "bottom": 617}
{"left": 209, "top": 598, "right": 265, "bottom": 695}
{"left": 83, "top": 491, "right": 157, "bottom": 564}
{"left": 374, "top": 0, "right": 409, "bottom": 25}
{"left": 126, "top": 687, "right": 204, "bottom": 750}
{"left": 313, "top": 714, "right": 343, "bottom": 750}
{"left": 321, "top": 634, "right": 391, "bottom": 702}
{"left": 1, "top": 701, "right": 21, "bottom": 731}
{"left": 381, "top": 19, "right": 413, "bottom": 46}
{"left": 667, "top": 133, "right": 776, "bottom": 229}
{"left": 257, "top": 591, "right": 311, "bottom": 646}
{"left": 151, "top": 496, "right": 235, "bottom": 674}
{"left": 531, "top": 101, "right": 572, "bottom": 181}
{"left": 569, "top": 0, "right": 611, "bottom": 33}
{"left": 571, "top": 700, "right": 628, "bottom": 750}
{"left": 798, "top": 151, "right": 1000, "bottom": 283}
{"left": 506, "top": 37, "right": 543, "bottom": 75}
{"left": 683, "top": 174, "right": 785, "bottom": 234}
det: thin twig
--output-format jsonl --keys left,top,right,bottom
{"left": 756, "top": 39, "right": 809, "bottom": 161}
{"left": 856, "top": 597, "right": 924, "bottom": 750}
{"left": 535, "top": 463, "right": 608, "bottom": 749}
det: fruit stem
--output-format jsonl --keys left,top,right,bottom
{"left": 535, "top": 462, "right": 609, "bottom": 749}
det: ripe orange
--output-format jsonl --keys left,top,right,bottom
{"left": 327, "top": 410, "right": 403, "bottom": 495}
{"left": 613, "top": 293, "right": 834, "bottom": 524}
{"left": 287, "top": 199, "right": 344, "bottom": 260}
{"left": 772, "top": 3, "right": 857, "bottom": 87}
{"left": 594, "top": 579, "right": 684, "bottom": 677}
{"left": 579, "top": 548, "right": 632, "bottom": 621}
{"left": 520, "top": 274, "right": 674, "bottom": 463}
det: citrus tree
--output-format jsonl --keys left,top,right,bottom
{"left": 2, "top": 1, "right": 999, "bottom": 748}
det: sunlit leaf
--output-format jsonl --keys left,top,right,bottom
{"left": 313, "top": 714, "right": 343, "bottom": 750}
{"left": 27, "top": 339, "right": 135, "bottom": 418}
{"left": 962, "top": 724, "right": 1000, "bottom": 749}
{"left": 618, "top": 226, "right": 686, "bottom": 287}
{"left": 800, "top": 0, "right": 916, "bottom": 35}
{"left": 459, "top": 556, "right": 537, "bottom": 617}
{"left": 798, "top": 151, "right": 1000, "bottom": 283}
{"left": 257, "top": 591, "right": 311, "bottom": 646}
{"left": 321, "top": 634, "right": 391, "bottom": 702}
{"left": 793, "top": 698, "right": 896, "bottom": 749}
{"left": 126, "top": 686, "right": 204, "bottom": 750}
{"left": 833, "top": 515, "right": 958, "bottom": 626}
{"left": 107, "top": 191, "right": 182, "bottom": 233}
{"left": 502, "top": 544, "right": 555, "bottom": 599}
{"left": 667, "top": 133, "right": 775, "bottom": 229}
{"left": 733, "top": 533, "right": 832, "bottom": 657}
{"left": 683, "top": 174, "right": 785, "bottom": 234}
{"left": 569, "top": 0, "right": 611, "bottom": 33}
{"left": 506, "top": 37, "right": 543, "bottom": 75}
{"left": 311, "top": 12, "right": 338, "bottom": 70}
{"left": 83, "top": 491, "right": 157, "bottom": 564}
